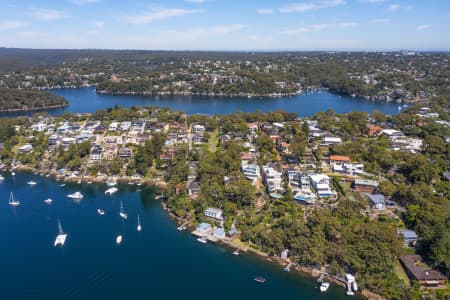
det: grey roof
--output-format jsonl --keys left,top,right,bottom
{"left": 443, "top": 171, "right": 450, "bottom": 180}
{"left": 189, "top": 181, "right": 200, "bottom": 190}
{"left": 354, "top": 178, "right": 379, "bottom": 187}
{"left": 398, "top": 229, "right": 418, "bottom": 240}
{"left": 366, "top": 194, "right": 385, "bottom": 204}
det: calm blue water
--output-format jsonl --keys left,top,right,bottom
{"left": 0, "top": 87, "right": 399, "bottom": 117}
{"left": 0, "top": 172, "right": 350, "bottom": 300}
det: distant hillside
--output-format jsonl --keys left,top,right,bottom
{"left": 0, "top": 88, "right": 68, "bottom": 112}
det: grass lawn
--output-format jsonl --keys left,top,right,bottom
{"left": 394, "top": 260, "right": 410, "bottom": 286}
{"left": 208, "top": 130, "right": 218, "bottom": 152}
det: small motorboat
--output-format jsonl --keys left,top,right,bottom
{"left": 59, "top": 183, "right": 65, "bottom": 187}
{"left": 67, "top": 192, "right": 83, "bottom": 200}
{"left": 11, "top": 171, "right": 16, "bottom": 176}
{"left": 197, "top": 237, "right": 207, "bottom": 244}
{"left": 0, "top": 174, "right": 4, "bottom": 181}
{"left": 105, "top": 187, "right": 118, "bottom": 196}
{"left": 320, "top": 282, "right": 330, "bottom": 292}
{"left": 27, "top": 180, "right": 37, "bottom": 186}
{"left": 253, "top": 276, "right": 266, "bottom": 283}
{"left": 116, "top": 235, "right": 123, "bottom": 245}
{"left": 233, "top": 249, "right": 240, "bottom": 256}
{"left": 97, "top": 209, "right": 105, "bottom": 216}
{"left": 44, "top": 198, "right": 53, "bottom": 204}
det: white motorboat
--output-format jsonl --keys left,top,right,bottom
{"left": 119, "top": 201, "right": 127, "bottom": 219}
{"left": 197, "top": 237, "right": 207, "bottom": 244}
{"left": 59, "top": 183, "right": 66, "bottom": 187}
{"left": 54, "top": 220, "right": 67, "bottom": 247}
{"left": 11, "top": 171, "right": 16, "bottom": 176}
{"left": 8, "top": 192, "right": 20, "bottom": 206}
{"left": 106, "top": 177, "right": 117, "bottom": 187}
{"left": 44, "top": 198, "right": 53, "bottom": 204}
{"left": 97, "top": 209, "right": 105, "bottom": 216}
{"left": 233, "top": 249, "right": 240, "bottom": 256}
{"left": 0, "top": 174, "right": 5, "bottom": 181}
{"left": 27, "top": 180, "right": 37, "bottom": 186}
{"left": 105, "top": 187, "right": 118, "bottom": 196}
{"left": 137, "top": 214, "right": 142, "bottom": 232}
{"left": 320, "top": 282, "right": 330, "bottom": 292}
{"left": 116, "top": 235, "right": 123, "bottom": 245}
{"left": 67, "top": 192, "right": 83, "bottom": 200}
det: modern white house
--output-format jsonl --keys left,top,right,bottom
{"left": 262, "top": 164, "right": 284, "bottom": 194}
{"left": 204, "top": 207, "right": 223, "bottom": 221}
{"left": 309, "top": 174, "right": 335, "bottom": 198}
{"left": 241, "top": 162, "right": 260, "bottom": 184}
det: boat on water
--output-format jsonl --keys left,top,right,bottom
{"left": 0, "top": 174, "right": 4, "bottom": 181}
{"left": 27, "top": 180, "right": 37, "bottom": 186}
{"left": 127, "top": 181, "right": 134, "bottom": 185}
{"left": 8, "top": 192, "right": 20, "bottom": 206}
{"left": 233, "top": 249, "right": 240, "bottom": 256}
{"left": 44, "top": 198, "right": 53, "bottom": 204}
{"left": 59, "top": 183, "right": 65, "bottom": 187}
{"left": 116, "top": 235, "right": 122, "bottom": 245}
{"left": 11, "top": 171, "right": 16, "bottom": 176}
{"left": 320, "top": 282, "right": 330, "bottom": 292}
{"left": 197, "top": 237, "right": 207, "bottom": 243}
{"left": 97, "top": 209, "right": 105, "bottom": 216}
{"left": 137, "top": 214, "right": 142, "bottom": 232}
{"left": 105, "top": 187, "right": 118, "bottom": 196}
{"left": 67, "top": 192, "right": 83, "bottom": 200}
{"left": 54, "top": 220, "right": 67, "bottom": 247}
{"left": 119, "top": 201, "right": 128, "bottom": 219}
{"left": 253, "top": 276, "right": 266, "bottom": 283}
{"left": 106, "top": 177, "right": 117, "bottom": 187}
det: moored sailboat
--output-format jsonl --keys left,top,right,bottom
{"left": 119, "top": 201, "right": 128, "bottom": 219}
{"left": 54, "top": 219, "right": 67, "bottom": 247}
{"left": 8, "top": 192, "right": 20, "bottom": 206}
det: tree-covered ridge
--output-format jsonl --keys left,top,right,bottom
{"left": 0, "top": 88, "right": 68, "bottom": 112}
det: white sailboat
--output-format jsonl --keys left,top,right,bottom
{"left": 54, "top": 219, "right": 67, "bottom": 247}
{"left": 97, "top": 208, "right": 105, "bottom": 216}
{"left": 27, "top": 180, "right": 37, "bottom": 186}
{"left": 8, "top": 192, "right": 20, "bottom": 206}
{"left": 116, "top": 235, "right": 123, "bottom": 245}
{"left": 11, "top": 171, "right": 16, "bottom": 176}
{"left": 137, "top": 214, "right": 142, "bottom": 232}
{"left": 44, "top": 198, "right": 53, "bottom": 204}
{"left": 119, "top": 201, "right": 128, "bottom": 220}
{"left": 320, "top": 282, "right": 330, "bottom": 292}
{"left": 105, "top": 187, "right": 118, "bottom": 195}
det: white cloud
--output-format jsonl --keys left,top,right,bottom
{"left": 31, "top": 8, "right": 67, "bottom": 21}
{"left": 0, "top": 21, "right": 28, "bottom": 31}
{"left": 280, "top": 22, "right": 358, "bottom": 35}
{"left": 387, "top": 4, "right": 400, "bottom": 12}
{"left": 257, "top": 9, "right": 274, "bottom": 15}
{"left": 416, "top": 25, "right": 431, "bottom": 31}
{"left": 68, "top": 0, "right": 100, "bottom": 5}
{"left": 184, "top": 0, "right": 206, "bottom": 3}
{"left": 279, "top": 0, "right": 345, "bottom": 13}
{"left": 369, "top": 18, "right": 391, "bottom": 23}
{"left": 121, "top": 8, "right": 202, "bottom": 24}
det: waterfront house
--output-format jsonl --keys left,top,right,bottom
{"left": 204, "top": 207, "right": 223, "bottom": 221}
{"left": 353, "top": 179, "right": 379, "bottom": 193}
{"left": 398, "top": 229, "right": 418, "bottom": 247}
{"left": 197, "top": 223, "right": 212, "bottom": 233}
{"left": 399, "top": 255, "right": 446, "bottom": 289}
{"left": 213, "top": 228, "right": 226, "bottom": 239}
{"left": 90, "top": 145, "right": 103, "bottom": 161}
{"left": 366, "top": 194, "right": 386, "bottom": 210}
{"left": 262, "top": 163, "right": 284, "bottom": 194}
{"left": 241, "top": 163, "right": 260, "bottom": 184}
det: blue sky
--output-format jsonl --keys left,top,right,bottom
{"left": 0, "top": 0, "right": 449, "bottom": 50}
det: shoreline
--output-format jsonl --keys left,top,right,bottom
{"left": 160, "top": 202, "right": 385, "bottom": 300}
{"left": 0, "top": 103, "right": 69, "bottom": 113}
{"left": 4, "top": 166, "right": 384, "bottom": 300}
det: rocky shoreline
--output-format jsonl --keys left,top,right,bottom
{"left": 0, "top": 103, "right": 68, "bottom": 113}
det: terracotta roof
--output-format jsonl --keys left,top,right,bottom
{"left": 329, "top": 155, "right": 350, "bottom": 162}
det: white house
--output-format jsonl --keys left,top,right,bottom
{"left": 204, "top": 207, "right": 223, "bottom": 221}
{"left": 18, "top": 143, "right": 33, "bottom": 153}
{"left": 309, "top": 174, "right": 335, "bottom": 198}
